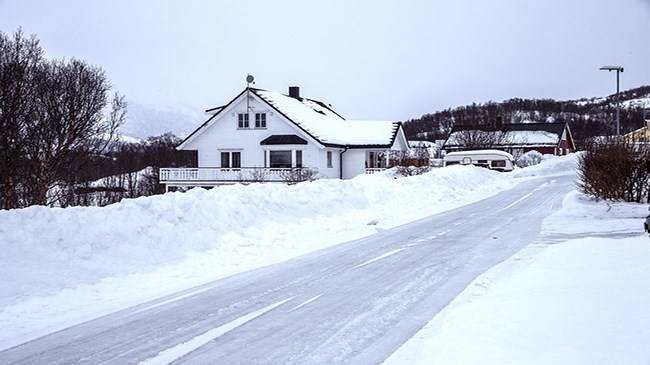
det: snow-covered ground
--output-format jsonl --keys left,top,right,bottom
{"left": 0, "top": 164, "right": 526, "bottom": 351}
{"left": 0, "top": 154, "right": 581, "bottom": 351}
{"left": 386, "top": 186, "right": 649, "bottom": 364}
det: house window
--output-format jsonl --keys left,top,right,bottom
{"left": 232, "top": 152, "right": 241, "bottom": 168}
{"left": 221, "top": 151, "right": 241, "bottom": 168}
{"left": 296, "top": 150, "right": 303, "bottom": 168}
{"left": 238, "top": 113, "right": 249, "bottom": 128}
{"left": 270, "top": 150, "right": 292, "bottom": 168}
{"left": 255, "top": 113, "right": 267, "bottom": 128}
{"left": 367, "top": 151, "right": 387, "bottom": 168}
{"left": 221, "top": 152, "right": 230, "bottom": 168}
{"left": 327, "top": 151, "right": 333, "bottom": 168}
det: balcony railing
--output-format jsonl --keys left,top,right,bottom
{"left": 159, "top": 167, "right": 316, "bottom": 184}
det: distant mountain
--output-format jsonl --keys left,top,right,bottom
{"left": 404, "top": 85, "right": 650, "bottom": 144}
{"left": 119, "top": 101, "right": 206, "bottom": 140}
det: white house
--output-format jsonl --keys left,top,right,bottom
{"left": 160, "top": 86, "right": 409, "bottom": 190}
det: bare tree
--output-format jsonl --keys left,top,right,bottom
{"left": 24, "top": 60, "right": 125, "bottom": 206}
{"left": 0, "top": 29, "right": 125, "bottom": 208}
{"left": 450, "top": 129, "right": 510, "bottom": 150}
{"left": 0, "top": 29, "right": 43, "bottom": 209}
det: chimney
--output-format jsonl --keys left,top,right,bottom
{"left": 289, "top": 86, "right": 300, "bottom": 99}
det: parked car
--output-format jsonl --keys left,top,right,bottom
{"left": 645, "top": 208, "right": 650, "bottom": 234}
{"left": 443, "top": 150, "right": 515, "bottom": 172}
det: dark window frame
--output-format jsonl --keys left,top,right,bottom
{"left": 269, "top": 150, "right": 292, "bottom": 168}
{"left": 327, "top": 151, "right": 333, "bottom": 168}
{"left": 491, "top": 160, "right": 506, "bottom": 168}
{"left": 221, "top": 152, "right": 230, "bottom": 168}
{"left": 238, "top": 113, "right": 249, "bottom": 128}
{"left": 296, "top": 150, "right": 303, "bottom": 168}
{"left": 231, "top": 152, "right": 241, "bottom": 168}
{"left": 255, "top": 113, "right": 267, "bottom": 128}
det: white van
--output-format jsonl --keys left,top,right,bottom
{"left": 443, "top": 150, "right": 514, "bottom": 172}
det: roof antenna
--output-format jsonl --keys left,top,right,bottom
{"left": 246, "top": 74, "right": 255, "bottom": 113}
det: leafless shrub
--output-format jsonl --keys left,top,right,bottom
{"left": 238, "top": 168, "right": 268, "bottom": 183}
{"left": 389, "top": 151, "right": 430, "bottom": 168}
{"left": 578, "top": 138, "right": 650, "bottom": 203}
{"left": 281, "top": 168, "right": 317, "bottom": 184}
{"left": 394, "top": 166, "right": 431, "bottom": 176}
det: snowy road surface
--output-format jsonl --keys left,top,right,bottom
{"left": 0, "top": 175, "right": 573, "bottom": 364}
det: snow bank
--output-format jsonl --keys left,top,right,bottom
{"left": 388, "top": 235, "right": 650, "bottom": 365}
{"left": 386, "top": 190, "right": 649, "bottom": 365}
{"left": 0, "top": 166, "right": 513, "bottom": 304}
{"left": 511, "top": 153, "right": 580, "bottom": 178}
{"left": 515, "top": 150, "right": 543, "bottom": 168}
{"left": 0, "top": 165, "right": 516, "bottom": 349}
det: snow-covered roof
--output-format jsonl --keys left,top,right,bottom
{"left": 252, "top": 89, "right": 400, "bottom": 147}
{"left": 444, "top": 122, "right": 568, "bottom": 148}
{"left": 445, "top": 149, "right": 514, "bottom": 160}
{"left": 408, "top": 140, "right": 438, "bottom": 148}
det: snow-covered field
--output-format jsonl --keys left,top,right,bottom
{"left": 0, "top": 163, "right": 529, "bottom": 351}
{"left": 386, "top": 186, "right": 649, "bottom": 364}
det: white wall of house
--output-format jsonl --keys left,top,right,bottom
{"left": 392, "top": 128, "right": 409, "bottom": 152}
{"left": 182, "top": 93, "right": 347, "bottom": 178}
{"left": 179, "top": 91, "right": 409, "bottom": 181}
{"left": 342, "top": 149, "right": 366, "bottom": 179}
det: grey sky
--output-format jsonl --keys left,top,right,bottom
{"left": 1, "top": 0, "right": 649, "bottom": 129}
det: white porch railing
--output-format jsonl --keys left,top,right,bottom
{"left": 365, "top": 168, "right": 386, "bottom": 174}
{"left": 159, "top": 167, "right": 316, "bottom": 183}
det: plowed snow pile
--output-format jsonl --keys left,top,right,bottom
{"left": 0, "top": 154, "right": 576, "bottom": 350}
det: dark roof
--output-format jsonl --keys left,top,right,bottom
{"left": 205, "top": 105, "right": 226, "bottom": 113}
{"left": 260, "top": 134, "right": 308, "bottom": 145}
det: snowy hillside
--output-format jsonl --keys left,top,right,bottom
{"left": 120, "top": 101, "right": 205, "bottom": 139}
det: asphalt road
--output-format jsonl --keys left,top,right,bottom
{"left": 0, "top": 174, "right": 574, "bottom": 365}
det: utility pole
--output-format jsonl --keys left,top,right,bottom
{"left": 600, "top": 66, "right": 624, "bottom": 135}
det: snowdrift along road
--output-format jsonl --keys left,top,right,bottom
{"left": 0, "top": 154, "right": 578, "bottom": 352}
{"left": 0, "top": 165, "right": 521, "bottom": 305}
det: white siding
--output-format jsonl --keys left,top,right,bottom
{"left": 179, "top": 94, "right": 409, "bottom": 180}
{"left": 183, "top": 95, "right": 322, "bottom": 170}
{"left": 342, "top": 149, "right": 366, "bottom": 179}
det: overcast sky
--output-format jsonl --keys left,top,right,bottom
{"left": 1, "top": 0, "right": 650, "bottom": 127}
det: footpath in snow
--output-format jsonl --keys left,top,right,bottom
{"left": 386, "top": 185, "right": 650, "bottom": 364}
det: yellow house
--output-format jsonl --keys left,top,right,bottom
{"left": 624, "top": 120, "right": 650, "bottom": 143}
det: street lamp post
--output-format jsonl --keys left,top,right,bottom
{"left": 599, "top": 65, "right": 624, "bottom": 136}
